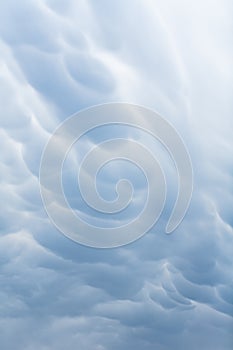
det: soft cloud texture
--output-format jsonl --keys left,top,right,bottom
{"left": 0, "top": 0, "right": 232, "bottom": 349}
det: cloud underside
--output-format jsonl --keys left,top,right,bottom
{"left": 0, "top": 0, "right": 232, "bottom": 349}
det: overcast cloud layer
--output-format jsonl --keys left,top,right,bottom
{"left": 0, "top": 1, "right": 233, "bottom": 349}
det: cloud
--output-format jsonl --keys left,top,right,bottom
{"left": 0, "top": 0, "right": 232, "bottom": 349}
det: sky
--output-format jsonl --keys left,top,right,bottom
{"left": 0, "top": 0, "right": 233, "bottom": 349}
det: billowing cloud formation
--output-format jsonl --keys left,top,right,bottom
{"left": 0, "top": 0, "right": 233, "bottom": 349}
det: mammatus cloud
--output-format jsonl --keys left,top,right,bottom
{"left": 0, "top": 0, "right": 232, "bottom": 349}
